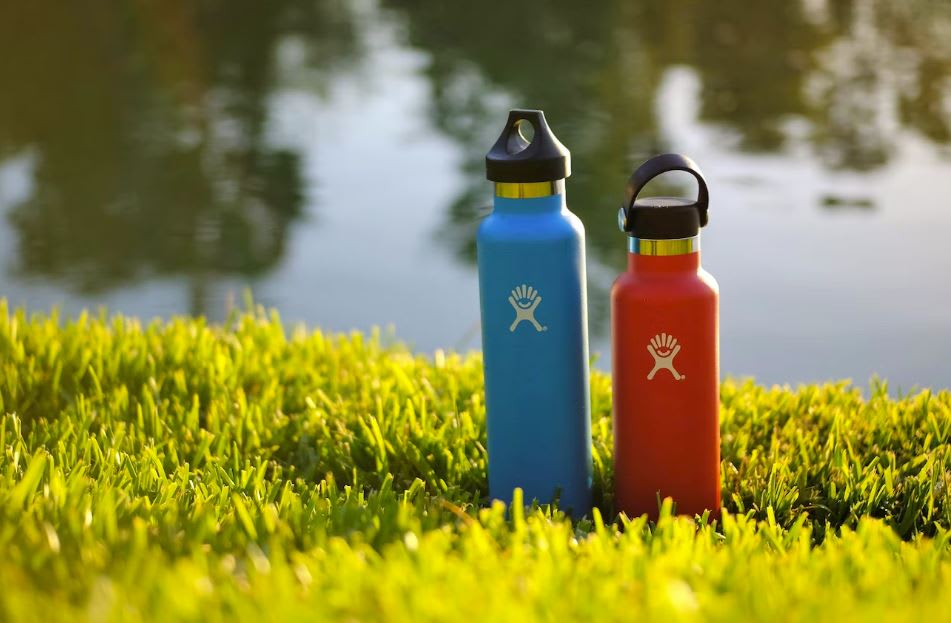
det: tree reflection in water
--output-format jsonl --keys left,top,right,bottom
{"left": 386, "top": 0, "right": 951, "bottom": 265}
{"left": 0, "top": 0, "right": 362, "bottom": 313}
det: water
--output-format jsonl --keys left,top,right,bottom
{"left": 1, "top": 0, "right": 950, "bottom": 389}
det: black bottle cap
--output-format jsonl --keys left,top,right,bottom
{"left": 485, "top": 109, "right": 571, "bottom": 183}
{"left": 618, "top": 153, "right": 710, "bottom": 239}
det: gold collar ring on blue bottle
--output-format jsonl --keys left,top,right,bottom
{"left": 495, "top": 180, "right": 564, "bottom": 198}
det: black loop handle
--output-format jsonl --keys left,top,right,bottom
{"left": 502, "top": 110, "right": 541, "bottom": 154}
{"left": 621, "top": 153, "right": 709, "bottom": 231}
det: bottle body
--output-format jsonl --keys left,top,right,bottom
{"left": 611, "top": 247, "right": 720, "bottom": 518}
{"left": 477, "top": 190, "right": 592, "bottom": 515}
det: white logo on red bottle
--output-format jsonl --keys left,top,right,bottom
{"left": 647, "top": 333, "right": 683, "bottom": 380}
{"left": 508, "top": 284, "right": 547, "bottom": 332}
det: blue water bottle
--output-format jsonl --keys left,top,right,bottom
{"left": 477, "top": 109, "right": 592, "bottom": 515}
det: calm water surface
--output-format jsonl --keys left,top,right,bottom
{"left": 1, "top": 0, "right": 950, "bottom": 388}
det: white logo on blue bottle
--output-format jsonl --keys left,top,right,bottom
{"left": 508, "top": 284, "right": 547, "bottom": 332}
{"left": 647, "top": 333, "right": 684, "bottom": 380}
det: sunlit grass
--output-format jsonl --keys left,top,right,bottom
{"left": 0, "top": 301, "right": 948, "bottom": 621}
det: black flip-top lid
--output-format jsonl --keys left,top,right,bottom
{"left": 618, "top": 153, "right": 710, "bottom": 239}
{"left": 485, "top": 109, "right": 571, "bottom": 183}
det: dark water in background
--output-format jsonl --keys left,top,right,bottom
{"left": 1, "top": 0, "right": 950, "bottom": 389}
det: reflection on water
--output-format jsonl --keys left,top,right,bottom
{"left": 394, "top": 0, "right": 951, "bottom": 264}
{"left": 0, "top": 0, "right": 359, "bottom": 312}
{"left": 0, "top": 0, "right": 949, "bottom": 387}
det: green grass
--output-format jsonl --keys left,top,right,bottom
{"left": 0, "top": 301, "right": 949, "bottom": 622}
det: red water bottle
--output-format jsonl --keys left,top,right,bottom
{"left": 611, "top": 154, "right": 720, "bottom": 519}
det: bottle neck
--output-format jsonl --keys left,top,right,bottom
{"left": 492, "top": 180, "right": 566, "bottom": 213}
{"left": 627, "top": 235, "right": 701, "bottom": 273}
